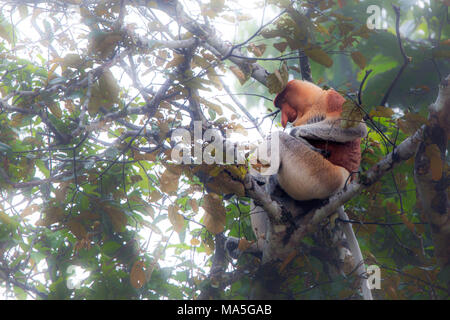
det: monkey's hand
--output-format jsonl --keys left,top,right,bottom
{"left": 290, "top": 119, "right": 367, "bottom": 143}
{"left": 289, "top": 134, "right": 330, "bottom": 158}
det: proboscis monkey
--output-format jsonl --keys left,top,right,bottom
{"left": 274, "top": 79, "right": 367, "bottom": 200}
{"left": 250, "top": 79, "right": 372, "bottom": 299}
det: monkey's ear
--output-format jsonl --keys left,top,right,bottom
{"left": 325, "top": 90, "right": 345, "bottom": 113}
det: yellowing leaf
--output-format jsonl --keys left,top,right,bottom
{"left": 21, "top": 204, "right": 40, "bottom": 218}
{"left": 206, "top": 69, "right": 223, "bottom": 90}
{"left": 190, "top": 238, "right": 200, "bottom": 246}
{"left": 166, "top": 53, "right": 185, "bottom": 68}
{"left": 99, "top": 70, "right": 119, "bottom": 103}
{"left": 221, "top": 14, "right": 235, "bottom": 23}
{"left": 0, "top": 24, "right": 12, "bottom": 43}
{"left": 210, "top": 0, "right": 225, "bottom": 11}
{"left": 11, "top": 113, "right": 25, "bottom": 127}
{"left": 48, "top": 102, "right": 62, "bottom": 118}
{"left": 202, "top": 98, "right": 223, "bottom": 115}
{"left": 304, "top": 48, "right": 333, "bottom": 68}
{"left": 0, "top": 211, "right": 15, "bottom": 227}
{"left": 351, "top": 51, "right": 366, "bottom": 69}
{"left": 90, "top": 31, "right": 122, "bottom": 58}
{"left": 87, "top": 69, "right": 119, "bottom": 115}
{"left": 202, "top": 239, "right": 214, "bottom": 255}
{"left": 18, "top": 5, "right": 28, "bottom": 19}
{"left": 267, "top": 62, "right": 289, "bottom": 94}
{"left": 369, "top": 106, "right": 394, "bottom": 118}
{"left": 236, "top": 14, "right": 252, "bottom": 21}
{"left": 341, "top": 100, "right": 364, "bottom": 128}
{"left": 229, "top": 66, "right": 249, "bottom": 85}
{"left": 62, "top": 53, "right": 83, "bottom": 69}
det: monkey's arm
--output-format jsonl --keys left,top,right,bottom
{"left": 290, "top": 119, "right": 367, "bottom": 143}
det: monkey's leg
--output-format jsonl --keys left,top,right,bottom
{"left": 277, "top": 132, "right": 349, "bottom": 201}
{"left": 250, "top": 204, "right": 270, "bottom": 251}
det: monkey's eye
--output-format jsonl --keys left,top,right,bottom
{"left": 307, "top": 115, "right": 325, "bottom": 124}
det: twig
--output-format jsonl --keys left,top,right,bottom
{"left": 0, "top": 266, "right": 48, "bottom": 299}
{"left": 220, "top": 78, "right": 264, "bottom": 138}
{"left": 380, "top": 5, "right": 410, "bottom": 106}
{"left": 358, "top": 69, "right": 372, "bottom": 105}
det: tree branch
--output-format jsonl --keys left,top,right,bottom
{"left": 380, "top": 5, "right": 410, "bottom": 106}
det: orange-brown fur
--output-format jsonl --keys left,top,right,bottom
{"left": 275, "top": 80, "right": 362, "bottom": 176}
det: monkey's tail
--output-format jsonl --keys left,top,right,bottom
{"left": 338, "top": 206, "right": 373, "bottom": 300}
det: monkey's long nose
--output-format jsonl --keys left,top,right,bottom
{"left": 281, "top": 111, "right": 288, "bottom": 128}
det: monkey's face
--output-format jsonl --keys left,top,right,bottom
{"left": 274, "top": 80, "right": 344, "bottom": 127}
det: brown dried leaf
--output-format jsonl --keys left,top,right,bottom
{"left": 248, "top": 43, "right": 266, "bottom": 57}
{"left": 425, "top": 144, "right": 443, "bottom": 181}
{"left": 104, "top": 204, "right": 127, "bottom": 232}
{"left": 397, "top": 112, "right": 428, "bottom": 135}
{"left": 67, "top": 219, "right": 87, "bottom": 240}
{"left": 168, "top": 204, "right": 185, "bottom": 233}
{"left": 351, "top": 51, "right": 366, "bottom": 69}
{"left": 273, "top": 42, "right": 288, "bottom": 52}
{"left": 149, "top": 189, "right": 163, "bottom": 202}
{"left": 237, "top": 238, "right": 252, "bottom": 252}
{"left": 160, "top": 169, "right": 180, "bottom": 194}
{"left": 130, "top": 260, "right": 147, "bottom": 289}
{"left": 166, "top": 53, "right": 185, "bottom": 68}
{"left": 190, "top": 199, "right": 199, "bottom": 213}
{"left": 202, "top": 193, "right": 226, "bottom": 235}
{"left": 37, "top": 205, "right": 64, "bottom": 226}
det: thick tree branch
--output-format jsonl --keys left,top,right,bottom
{"left": 414, "top": 74, "right": 450, "bottom": 267}
{"left": 146, "top": 0, "right": 270, "bottom": 85}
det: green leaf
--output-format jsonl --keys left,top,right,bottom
{"left": 102, "top": 241, "right": 121, "bottom": 256}
{"left": 0, "top": 141, "right": 12, "bottom": 152}
{"left": 14, "top": 286, "right": 27, "bottom": 299}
